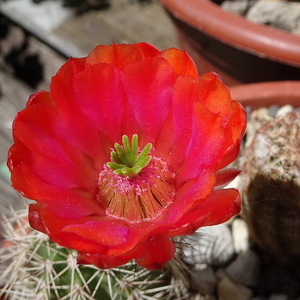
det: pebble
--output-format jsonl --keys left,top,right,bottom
{"left": 183, "top": 224, "right": 235, "bottom": 266}
{"left": 231, "top": 218, "right": 249, "bottom": 254}
{"left": 217, "top": 274, "right": 253, "bottom": 300}
{"left": 268, "top": 105, "right": 280, "bottom": 117}
{"left": 245, "top": 108, "right": 270, "bottom": 146}
{"left": 268, "top": 295, "right": 288, "bottom": 300}
{"left": 221, "top": 0, "right": 250, "bottom": 15}
{"left": 194, "top": 294, "right": 217, "bottom": 300}
{"left": 215, "top": 268, "right": 227, "bottom": 281}
{"left": 275, "top": 105, "right": 294, "bottom": 117}
{"left": 256, "top": 107, "right": 269, "bottom": 120}
{"left": 261, "top": 264, "right": 300, "bottom": 297}
{"left": 191, "top": 264, "right": 218, "bottom": 295}
{"left": 226, "top": 249, "right": 261, "bottom": 286}
{"left": 246, "top": 0, "right": 300, "bottom": 35}
{"left": 221, "top": 0, "right": 300, "bottom": 36}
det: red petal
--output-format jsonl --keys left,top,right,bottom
{"left": 50, "top": 58, "right": 108, "bottom": 170}
{"left": 28, "top": 203, "right": 48, "bottom": 234}
{"left": 50, "top": 58, "right": 86, "bottom": 109}
{"left": 77, "top": 252, "right": 131, "bottom": 269}
{"left": 134, "top": 42, "right": 161, "bottom": 58}
{"left": 38, "top": 206, "right": 108, "bottom": 254}
{"left": 12, "top": 106, "right": 96, "bottom": 191}
{"left": 161, "top": 48, "right": 198, "bottom": 78}
{"left": 163, "top": 77, "right": 194, "bottom": 172}
{"left": 199, "top": 72, "right": 232, "bottom": 118}
{"left": 215, "top": 168, "right": 241, "bottom": 189}
{"left": 154, "top": 110, "right": 174, "bottom": 160}
{"left": 74, "top": 63, "right": 124, "bottom": 144}
{"left": 175, "top": 100, "right": 224, "bottom": 185}
{"left": 166, "top": 169, "right": 216, "bottom": 223}
{"left": 121, "top": 57, "right": 175, "bottom": 146}
{"left": 175, "top": 188, "right": 241, "bottom": 231}
{"left": 216, "top": 101, "right": 247, "bottom": 170}
{"left": 63, "top": 221, "right": 129, "bottom": 246}
{"left": 86, "top": 43, "right": 161, "bottom": 69}
{"left": 135, "top": 235, "right": 176, "bottom": 270}
{"left": 26, "top": 90, "right": 53, "bottom": 108}
{"left": 11, "top": 163, "right": 103, "bottom": 218}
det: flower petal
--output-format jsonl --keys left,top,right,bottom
{"left": 13, "top": 163, "right": 103, "bottom": 218}
{"left": 74, "top": 63, "right": 124, "bottom": 144}
{"left": 163, "top": 76, "right": 194, "bottom": 172}
{"left": 35, "top": 205, "right": 108, "bottom": 254}
{"left": 77, "top": 252, "right": 131, "bottom": 269}
{"left": 161, "top": 48, "right": 198, "bottom": 78}
{"left": 63, "top": 221, "right": 129, "bottom": 246}
{"left": 200, "top": 72, "right": 232, "bottom": 118}
{"left": 50, "top": 57, "right": 108, "bottom": 170}
{"left": 135, "top": 235, "right": 176, "bottom": 270}
{"left": 175, "top": 99, "right": 224, "bottom": 184}
{"left": 121, "top": 57, "right": 175, "bottom": 146}
{"left": 215, "top": 168, "right": 241, "bottom": 189}
{"left": 85, "top": 43, "right": 161, "bottom": 69}
{"left": 12, "top": 105, "right": 96, "bottom": 191}
{"left": 175, "top": 188, "right": 241, "bottom": 232}
{"left": 166, "top": 169, "right": 216, "bottom": 223}
{"left": 216, "top": 101, "right": 247, "bottom": 170}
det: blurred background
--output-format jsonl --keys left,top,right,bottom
{"left": 0, "top": 0, "right": 178, "bottom": 215}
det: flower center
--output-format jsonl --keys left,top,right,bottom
{"left": 106, "top": 134, "right": 152, "bottom": 177}
{"left": 97, "top": 135, "right": 175, "bottom": 223}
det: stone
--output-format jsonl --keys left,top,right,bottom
{"left": 275, "top": 105, "right": 294, "bottom": 117}
{"left": 183, "top": 224, "right": 235, "bottom": 266}
{"left": 245, "top": 108, "right": 272, "bottom": 147}
{"left": 226, "top": 249, "right": 261, "bottom": 286}
{"left": 215, "top": 268, "right": 227, "bottom": 281}
{"left": 268, "top": 105, "right": 279, "bottom": 118}
{"left": 256, "top": 108, "right": 269, "bottom": 120}
{"left": 191, "top": 264, "right": 218, "bottom": 295}
{"left": 246, "top": 0, "right": 300, "bottom": 35}
{"left": 221, "top": 0, "right": 250, "bottom": 15}
{"left": 261, "top": 264, "right": 300, "bottom": 297}
{"left": 268, "top": 294, "right": 288, "bottom": 300}
{"left": 193, "top": 294, "right": 217, "bottom": 300}
{"left": 231, "top": 218, "right": 249, "bottom": 254}
{"left": 217, "top": 274, "right": 253, "bottom": 300}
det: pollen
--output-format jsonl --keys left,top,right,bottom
{"left": 97, "top": 157, "right": 175, "bottom": 223}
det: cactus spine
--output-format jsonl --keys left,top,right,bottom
{"left": 0, "top": 206, "right": 189, "bottom": 300}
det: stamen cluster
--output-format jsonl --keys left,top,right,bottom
{"left": 106, "top": 134, "right": 152, "bottom": 177}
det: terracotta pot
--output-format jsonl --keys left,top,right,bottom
{"left": 229, "top": 81, "right": 300, "bottom": 108}
{"left": 159, "top": 0, "right": 300, "bottom": 86}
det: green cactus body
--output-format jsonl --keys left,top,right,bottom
{"left": 240, "top": 111, "right": 300, "bottom": 264}
{"left": 0, "top": 208, "right": 189, "bottom": 300}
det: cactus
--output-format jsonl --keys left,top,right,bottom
{"left": 240, "top": 110, "right": 300, "bottom": 264}
{"left": 0, "top": 205, "right": 189, "bottom": 300}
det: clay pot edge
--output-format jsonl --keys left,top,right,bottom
{"left": 159, "top": 0, "right": 300, "bottom": 67}
{"left": 229, "top": 81, "right": 300, "bottom": 108}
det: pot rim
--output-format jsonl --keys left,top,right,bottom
{"left": 229, "top": 81, "right": 300, "bottom": 108}
{"left": 159, "top": 0, "right": 300, "bottom": 67}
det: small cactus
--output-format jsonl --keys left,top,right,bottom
{"left": 0, "top": 205, "right": 189, "bottom": 300}
{"left": 240, "top": 110, "right": 300, "bottom": 264}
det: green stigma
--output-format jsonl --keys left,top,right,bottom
{"left": 106, "top": 134, "right": 153, "bottom": 177}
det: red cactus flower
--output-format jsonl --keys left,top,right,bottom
{"left": 8, "top": 43, "right": 246, "bottom": 270}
